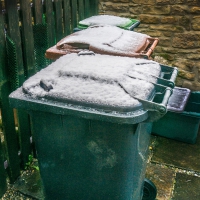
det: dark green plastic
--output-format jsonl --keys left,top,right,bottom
{"left": 31, "top": 112, "right": 152, "bottom": 200}
{"left": 9, "top": 87, "right": 153, "bottom": 200}
{"left": 152, "top": 92, "right": 200, "bottom": 144}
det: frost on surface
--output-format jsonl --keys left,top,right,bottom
{"left": 79, "top": 15, "right": 132, "bottom": 27}
{"left": 57, "top": 25, "right": 150, "bottom": 56}
{"left": 22, "top": 53, "right": 161, "bottom": 110}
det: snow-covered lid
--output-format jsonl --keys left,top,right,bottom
{"left": 22, "top": 53, "right": 161, "bottom": 112}
{"left": 79, "top": 15, "right": 133, "bottom": 27}
{"left": 56, "top": 25, "right": 150, "bottom": 57}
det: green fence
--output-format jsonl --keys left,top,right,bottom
{"left": 0, "top": 0, "right": 99, "bottom": 197}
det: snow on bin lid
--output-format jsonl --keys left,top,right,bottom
{"left": 22, "top": 53, "right": 161, "bottom": 112}
{"left": 79, "top": 15, "right": 133, "bottom": 27}
{"left": 56, "top": 25, "right": 150, "bottom": 57}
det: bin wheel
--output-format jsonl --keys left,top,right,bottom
{"left": 142, "top": 178, "right": 157, "bottom": 200}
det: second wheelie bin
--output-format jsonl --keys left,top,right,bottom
{"left": 74, "top": 14, "right": 140, "bottom": 32}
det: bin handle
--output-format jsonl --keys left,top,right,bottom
{"left": 133, "top": 87, "right": 172, "bottom": 114}
{"left": 168, "top": 67, "right": 178, "bottom": 85}
{"left": 145, "top": 38, "right": 159, "bottom": 58}
{"left": 119, "top": 76, "right": 173, "bottom": 114}
{"left": 78, "top": 50, "right": 95, "bottom": 56}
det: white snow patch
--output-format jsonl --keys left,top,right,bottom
{"left": 22, "top": 53, "right": 161, "bottom": 109}
{"left": 79, "top": 15, "right": 132, "bottom": 27}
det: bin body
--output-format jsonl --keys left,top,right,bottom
{"left": 30, "top": 110, "right": 152, "bottom": 200}
{"left": 152, "top": 91, "right": 200, "bottom": 144}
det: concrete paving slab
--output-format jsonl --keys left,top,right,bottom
{"left": 172, "top": 173, "right": 200, "bottom": 200}
{"left": 145, "top": 163, "right": 175, "bottom": 200}
{"left": 14, "top": 169, "right": 44, "bottom": 200}
{"left": 151, "top": 129, "right": 200, "bottom": 171}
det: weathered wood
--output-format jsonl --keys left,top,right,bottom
{"left": 0, "top": 140, "right": 7, "bottom": 198}
{"left": 0, "top": 1, "right": 7, "bottom": 188}
{"left": 63, "top": 0, "right": 71, "bottom": 35}
{"left": 54, "top": 0, "right": 63, "bottom": 42}
{"left": 1, "top": 82, "right": 20, "bottom": 183}
{"left": 44, "top": 0, "right": 55, "bottom": 47}
{"left": 5, "top": 0, "right": 24, "bottom": 86}
{"left": 33, "top": 0, "right": 43, "bottom": 24}
{"left": 19, "top": 0, "right": 36, "bottom": 78}
{"left": 5, "top": 1, "right": 32, "bottom": 171}
{"left": 90, "top": 0, "right": 99, "bottom": 16}
{"left": 84, "top": 0, "right": 90, "bottom": 18}
{"left": 70, "top": 0, "right": 78, "bottom": 30}
{"left": 78, "top": 0, "right": 84, "bottom": 21}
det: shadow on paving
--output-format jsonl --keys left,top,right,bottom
{"left": 146, "top": 127, "right": 200, "bottom": 200}
{"left": 151, "top": 128, "right": 200, "bottom": 171}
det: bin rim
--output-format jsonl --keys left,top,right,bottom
{"left": 9, "top": 87, "right": 149, "bottom": 124}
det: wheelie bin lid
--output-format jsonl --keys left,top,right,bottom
{"left": 77, "top": 15, "right": 140, "bottom": 31}
{"left": 9, "top": 53, "right": 176, "bottom": 124}
{"left": 45, "top": 25, "right": 159, "bottom": 60}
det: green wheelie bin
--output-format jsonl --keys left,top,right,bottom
{"left": 74, "top": 15, "right": 140, "bottom": 32}
{"left": 9, "top": 53, "right": 177, "bottom": 200}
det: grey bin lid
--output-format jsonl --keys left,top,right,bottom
{"left": 22, "top": 53, "right": 162, "bottom": 113}
{"left": 9, "top": 53, "right": 177, "bottom": 123}
{"left": 23, "top": 54, "right": 161, "bottom": 112}
{"left": 167, "top": 87, "right": 191, "bottom": 113}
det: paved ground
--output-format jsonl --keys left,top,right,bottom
{"left": 1, "top": 127, "right": 200, "bottom": 200}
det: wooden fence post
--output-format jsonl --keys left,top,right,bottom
{"left": 5, "top": 0, "right": 31, "bottom": 171}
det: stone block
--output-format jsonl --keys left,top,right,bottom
{"left": 192, "top": 16, "right": 200, "bottom": 30}
{"left": 129, "top": 5, "right": 142, "bottom": 15}
{"left": 183, "top": 80, "right": 200, "bottom": 91}
{"left": 172, "top": 59, "right": 195, "bottom": 71}
{"left": 172, "top": 33, "right": 200, "bottom": 48}
{"left": 171, "top": 5, "right": 188, "bottom": 15}
{"left": 111, "top": 0, "right": 129, "bottom": 2}
{"left": 143, "top": 5, "right": 171, "bottom": 15}
{"left": 175, "top": 76, "right": 184, "bottom": 86}
{"left": 179, "top": 16, "right": 191, "bottom": 31}
{"left": 190, "top": 6, "right": 200, "bottom": 14}
{"left": 161, "top": 16, "right": 178, "bottom": 24}
{"left": 162, "top": 47, "right": 179, "bottom": 54}
{"left": 186, "top": 0, "right": 200, "bottom": 5}
{"left": 186, "top": 54, "right": 200, "bottom": 60}
{"left": 131, "top": 0, "right": 155, "bottom": 5}
{"left": 103, "top": 2, "right": 129, "bottom": 13}
{"left": 178, "top": 69, "right": 195, "bottom": 80}
{"left": 170, "top": 0, "right": 185, "bottom": 4}
{"left": 139, "top": 14, "right": 160, "bottom": 24}
{"left": 140, "top": 30, "right": 163, "bottom": 37}
{"left": 149, "top": 25, "right": 184, "bottom": 32}
{"left": 156, "top": 0, "right": 171, "bottom": 5}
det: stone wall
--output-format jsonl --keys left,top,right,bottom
{"left": 99, "top": 0, "right": 200, "bottom": 91}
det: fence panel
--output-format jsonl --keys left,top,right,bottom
{"left": 5, "top": 0, "right": 32, "bottom": 171}
{"left": 0, "top": 1, "right": 7, "bottom": 189}
{"left": 54, "top": 0, "right": 63, "bottom": 42}
{"left": 70, "top": 0, "right": 78, "bottom": 30}
{"left": 84, "top": 0, "right": 90, "bottom": 18}
{"left": 33, "top": 0, "right": 43, "bottom": 24}
{"left": 0, "top": 0, "right": 99, "bottom": 195}
{"left": 78, "top": 0, "right": 85, "bottom": 21}
{"left": 0, "top": 140, "right": 7, "bottom": 198}
{"left": 63, "top": 0, "right": 71, "bottom": 35}
{"left": 44, "top": 0, "right": 55, "bottom": 47}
